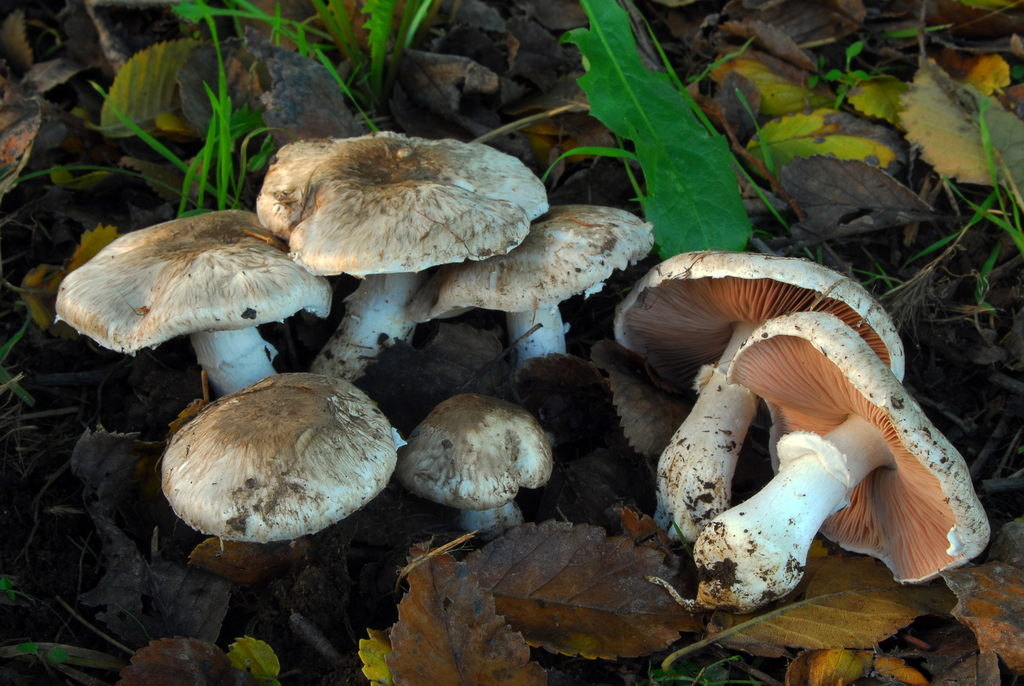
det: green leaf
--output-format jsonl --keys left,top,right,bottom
{"left": 563, "top": 0, "right": 750, "bottom": 256}
{"left": 96, "top": 39, "right": 199, "bottom": 137}
{"left": 45, "top": 647, "right": 70, "bottom": 664}
{"left": 363, "top": 0, "right": 399, "bottom": 99}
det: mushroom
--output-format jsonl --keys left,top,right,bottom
{"left": 161, "top": 373, "right": 400, "bottom": 542}
{"left": 395, "top": 393, "right": 553, "bottom": 539}
{"left": 256, "top": 132, "right": 549, "bottom": 380}
{"left": 689, "top": 312, "right": 990, "bottom": 612}
{"left": 614, "top": 251, "right": 904, "bottom": 542}
{"left": 54, "top": 210, "right": 332, "bottom": 396}
{"left": 409, "top": 205, "right": 653, "bottom": 365}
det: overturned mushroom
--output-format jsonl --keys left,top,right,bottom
{"left": 394, "top": 393, "right": 553, "bottom": 539}
{"left": 690, "top": 312, "right": 989, "bottom": 612}
{"left": 614, "top": 252, "right": 904, "bottom": 542}
{"left": 256, "top": 132, "right": 548, "bottom": 380}
{"left": 55, "top": 210, "right": 332, "bottom": 396}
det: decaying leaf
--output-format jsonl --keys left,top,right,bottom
{"left": 942, "top": 562, "right": 1024, "bottom": 673}
{"left": 710, "top": 556, "right": 956, "bottom": 657}
{"left": 188, "top": 537, "right": 313, "bottom": 585}
{"left": 930, "top": 651, "right": 1001, "bottom": 686}
{"left": 466, "top": 520, "right": 702, "bottom": 659}
{"left": 359, "top": 628, "right": 394, "bottom": 686}
{"left": 786, "top": 649, "right": 928, "bottom": 686}
{"left": 779, "top": 156, "right": 934, "bottom": 244}
{"left": 178, "top": 39, "right": 262, "bottom": 134}
{"left": 0, "top": 78, "right": 42, "bottom": 202}
{"left": 711, "top": 52, "right": 832, "bottom": 117}
{"left": 589, "top": 339, "right": 692, "bottom": 459}
{"left": 118, "top": 637, "right": 259, "bottom": 686}
{"left": 386, "top": 551, "right": 546, "bottom": 686}
{"left": 721, "top": 0, "right": 863, "bottom": 46}
{"left": 935, "top": 49, "right": 1010, "bottom": 95}
{"left": 226, "top": 637, "right": 281, "bottom": 686}
{"left": 514, "top": 353, "right": 614, "bottom": 446}
{"left": 1, "top": 10, "right": 33, "bottom": 72}
{"left": 718, "top": 20, "right": 817, "bottom": 72}
{"left": 901, "top": 64, "right": 1024, "bottom": 191}
{"left": 846, "top": 75, "right": 908, "bottom": 127}
{"left": 748, "top": 109, "right": 904, "bottom": 171}
{"left": 97, "top": 39, "right": 199, "bottom": 137}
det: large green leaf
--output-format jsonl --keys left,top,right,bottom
{"left": 564, "top": 0, "right": 750, "bottom": 256}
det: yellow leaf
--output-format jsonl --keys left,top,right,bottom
{"left": 847, "top": 76, "right": 908, "bottom": 127}
{"left": 226, "top": 636, "right": 280, "bottom": 686}
{"left": 49, "top": 170, "right": 109, "bottom": 191}
{"left": 786, "top": 649, "right": 867, "bottom": 686}
{"left": 807, "top": 539, "right": 829, "bottom": 558}
{"left": 748, "top": 109, "right": 900, "bottom": 170}
{"left": 155, "top": 111, "right": 197, "bottom": 140}
{"left": 67, "top": 225, "right": 120, "bottom": 271}
{"left": 937, "top": 49, "right": 1010, "bottom": 95}
{"left": 359, "top": 628, "right": 394, "bottom": 686}
{"left": 870, "top": 656, "right": 929, "bottom": 685}
{"left": 97, "top": 39, "right": 199, "bottom": 137}
{"left": 21, "top": 264, "right": 63, "bottom": 331}
{"left": 712, "top": 55, "right": 832, "bottom": 117}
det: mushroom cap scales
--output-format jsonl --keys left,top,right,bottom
{"left": 395, "top": 394, "right": 553, "bottom": 511}
{"left": 256, "top": 132, "right": 549, "bottom": 276}
{"left": 614, "top": 251, "right": 905, "bottom": 389}
{"left": 55, "top": 210, "right": 332, "bottom": 353}
{"left": 161, "top": 374, "right": 398, "bottom": 542}
{"left": 728, "top": 313, "right": 989, "bottom": 583}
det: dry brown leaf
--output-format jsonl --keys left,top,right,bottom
{"left": 927, "top": 0, "right": 1024, "bottom": 38}
{"left": 386, "top": 551, "right": 546, "bottom": 686}
{"left": 718, "top": 20, "right": 817, "bottom": 72}
{"left": 901, "top": 64, "right": 1024, "bottom": 191}
{"left": 514, "top": 353, "right": 614, "bottom": 447}
{"left": 188, "top": 537, "right": 313, "bottom": 585}
{"left": 721, "top": 0, "right": 862, "bottom": 46}
{"left": 590, "top": 339, "right": 692, "bottom": 458}
{"left": 1, "top": 10, "right": 33, "bottom": 72}
{"left": 942, "top": 562, "right": 1024, "bottom": 674}
{"left": 786, "top": 649, "right": 928, "bottom": 686}
{"left": 709, "top": 556, "right": 956, "bottom": 657}
{"left": 466, "top": 520, "right": 702, "bottom": 659}
{"left": 935, "top": 49, "right": 1010, "bottom": 95}
{"left": 118, "top": 637, "right": 259, "bottom": 686}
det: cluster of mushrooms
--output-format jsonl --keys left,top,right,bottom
{"left": 52, "top": 131, "right": 989, "bottom": 614}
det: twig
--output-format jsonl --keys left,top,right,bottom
{"left": 471, "top": 105, "right": 584, "bottom": 145}
{"left": 289, "top": 612, "right": 343, "bottom": 666}
{"left": 710, "top": 646, "right": 785, "bottom": 686}
{"left": 969, "top": 415, "right": 1009, "bottom": 479}
{"left": 989, "top": 372, "right": 1024, "bottom": 395}
{"left": 55, "top": 596, "right": 134, "bottom": 657}
{"left": 981, "top": 477, "right": 1024, "bottom": 494}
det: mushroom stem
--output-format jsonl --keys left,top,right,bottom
{"left": 693, "top": 416, "right": 893, "bottom": 611}
{"left": 506, "top": 301, "right": 566, "bottom": 365}
{"left": 190, "top": 328, "right": 278, "bottom": 396}
{"left": 459, "top": 501, "right": 525, "bottom": 540}
{"left": 655, "top": 364, "right": 759, "bottom": 542}
{"left": 310, "top": 271, "right": 428, "bottom": 381}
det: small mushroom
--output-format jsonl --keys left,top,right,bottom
{"left": 54, "top": 210, "right": 332, "bottom": 396}
{"left": 394, "top": 393, "right": 553, "bottom": 539}
{"left": 256, "top": 132, "right": 548, "bottom": 380}
{"left": 614, "top": 252, "right": 904, "bottom": 542}
{"left": 161, "top": 373, "right": 399, "bottom": 542}
{"left": 689, "top": 312, "right": 990, "bottom": 612}
{"left": 409, "top": 205, "right": 653, "bottom": 365}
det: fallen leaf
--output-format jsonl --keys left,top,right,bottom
{"left": 177, "top": 39, "right": 262, "bottom": 133}
{"left": 22, "top": 57, "right": 86, "bottom": 94}
{"left": 386, "top": 551, "right": 546, "bottom": 686}
{"left": 97, "top": 39, "right": 199, "bottom": 137}
{"left": 359, "top": 628, "right": 394, "bottom": 686}
{"left": 0, "top": 79, "right": 41, "bottom": 202}
{"left": 513, "top": 0, "right": 588, "bottom": 30}
{"left": 712, "top": 52, "right": 832, "bottom": 117}
{"left": 466, "top": 520, "right": 702, "bottom": 659}
{"left": 846, "top": 75, "right": 908, "bottom": 126}
{"left": 118, "top": 637, "right": 259, "bottom": 686}
{"left": 226, "top": 637, "right": 281, "bottom": 686}
{"left": 514, "top": 354, "right": 614, "bottom": 446}
{"left": 927, "top": 0, "right": 1024, "bottom": 38}
{"left": 779, "top": 156, "right": 935, "bottom": 244}
{"left": 901, "top": 64, "right": 1024, "bottom": 191}
{"left": 188, "top": 537, "right": 313, "bottom": 585}
{"left": 121, "top": 156, "right": 186, "bottom": 202}
{"left": 936, "top": 49, "right": 1010, "bottom": 95}
{"left": 786, "top": 649, "right": 928, "bottom": 686}
{"left": 535, "top": 448, "right": 653, "bottom": 529}
{"left": 507, "top": 17, "right": 567, "bottom": 90}
{"left": 710, "top": 556, "right": 956, "bottom": 657}
{"left": 721, "top": 0, "right": 863, "bottom": 45}
{"left": 1, "top": 10, "right": 33, "bottom": 72}
{"left": 396, "top": 49, "right": 501, "bottom": 138}
{"left": 521, "top": 112, "right": 614, "bottom": 167}
{"left": 719, "top": 20, "right": 817, "bottom": 72}
{"left": 931, "top": 651, "right": 1001, "bottom": 686}
{"left": 748, "top": 109, "right": 903, "bottom": 171}
{"left": 589, "top": 339, "right": 692, "bottom": 459}
{"left": 942, "top": 562, "right": 1024, "bottom": 673}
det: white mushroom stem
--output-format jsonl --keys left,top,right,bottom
{"left": 190, "top": 328, "right": 278, "bottom": 397}
{"left": 655, "top": 364, "right": 759, "bottom": 542}
{"left": 310, "top": 271, "right": 428, "bottom": 381}
{"left": 459, "top": 501, "right": 525, "bottom": 541}
{"left": 693, "top": 416, "right": 893, "bottom": 612}
{"left": 506, "top": 301, "right": 567, "bottom": 366}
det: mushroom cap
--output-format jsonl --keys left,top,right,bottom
{"left": 255, "top": 132, "right": 549, "bottom": 276}
{"left": 727, "top": 312, "right": 990, "bottom": 582}
{"left": 54, "top": 210, "right": 332, "bottom": 354}
{"left": 395, "top": 393, "right": 553, "bottom": 511}
{"left": 408, "top": 205, "right": 654, "bottom": 320}
{"left": 161, "top": 373, "right": 398, "bottom": 542}
{"left": 613, "top": 251, "right": 904, "bottom": 389}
